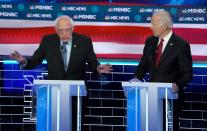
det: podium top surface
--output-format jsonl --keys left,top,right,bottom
{"left": 33, "top": 80, "right": 85, "bottom": 86}
{"left": 33, "top": 80, "right": 87, "bottom": 96}
{"left": 122, "top": 82, "right": 178, "bottom": 99}
{"left": 122, "top": 82, "right": 172, "bottom": 88}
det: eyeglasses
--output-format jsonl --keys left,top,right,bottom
{"left": 57, "top": 28, "right": 73, "bottom": 34}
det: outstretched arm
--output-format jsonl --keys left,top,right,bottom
{"left": 10, "top": 51, "right": 27, "bottom": 64}
{"left": 97, "top": 64, "right": 113, "bottom": 74}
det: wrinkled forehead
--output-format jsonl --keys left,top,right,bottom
{"left": 56, "top": 18, "right": 72, "bottom": 29}
{"left": 151, "top": 15, "right": 163, "bottom": 25}
{"left": 151, "top": 15, "right": 161, "bottom": 22}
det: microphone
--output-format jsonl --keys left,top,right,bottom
{"left": 60, "top": 42, "right": 68, "bottom": 50}
{"left": 60, "top": 45, "right": 64, "bottom": 50}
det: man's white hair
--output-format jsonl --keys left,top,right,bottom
{"left": 54, "top": 15, "right": 74, "bottom": 29}
{"left": 153, "top": 10, "right": 173, "bottom": 28}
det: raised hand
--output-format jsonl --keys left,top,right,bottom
{"left": 172, "top": 83, "right": 179, "bottom": 93}
{"left": 10, "top": 51, "right": 26, "bottom": 64}
{"left": 97, "top": 64, "right": 113, "bottom": 74}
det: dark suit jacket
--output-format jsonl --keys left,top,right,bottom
{"left": 25, "top": 33, "right": 100, "bottom": 80}
{"left": 135, "top": 33, "right": 192, "bottom": 94}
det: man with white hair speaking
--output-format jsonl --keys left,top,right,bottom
{"left": 134, "top": 10, "right": 192, "bottom": 130}
{"left": 11, "top": 15, "right": 112, "bottom": 80}
{"left": 10, "top": 15, "right": 112, "bottom": 130}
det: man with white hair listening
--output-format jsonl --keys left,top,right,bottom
{"left": 134, "top": 10, "right": 192, "bottom": 130}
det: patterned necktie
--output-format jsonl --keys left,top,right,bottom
{"left": 156, "top": 39, "right": 164, "bottom": 67}
{"left": 61, "top": 42, "right": 68, "bottom": 71}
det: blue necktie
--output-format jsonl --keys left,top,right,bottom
{"left": 61, "top": 42, "right": 68, "bottom": 71}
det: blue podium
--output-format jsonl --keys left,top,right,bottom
{"left": 33, "top": 80, "right": 86, "bottom": 131}
{"left": 122, "top": 82, "right": 178, "bottom": 131}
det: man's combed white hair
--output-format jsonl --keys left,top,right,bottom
{"left": 54, "top": 15, "right": 74, "bottom": 29}
{"left": 153, "top": 10, "right": 173, "bottom": 28}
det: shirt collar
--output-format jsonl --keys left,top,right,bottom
{"left": 162, "top": 30, "right": 172, "bottom": 42}
{"left": 61, "top": 38, "right": 72, "bottom": 45}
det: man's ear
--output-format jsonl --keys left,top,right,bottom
{"left": 163, "top": 24, "right": 169, "bottom": 31}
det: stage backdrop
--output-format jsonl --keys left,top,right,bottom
{"left": 0, "top": 2, "right": 206, "bottom": 60}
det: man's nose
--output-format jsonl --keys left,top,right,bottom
{"left": 62, "top": 31, "right": 68, "bottom": 36}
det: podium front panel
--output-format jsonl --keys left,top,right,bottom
{"left": 122, "top": 82, "right": 178, "bottom": 131}
{"left": 33, "top": 80, "right": 86, "bottom": 131}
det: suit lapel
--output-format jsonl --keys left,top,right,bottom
{"left": 66, "top": 33, "right": 77, "bottom": 72}
{"left": 152, "top": 37, "right": 159, "bottom": 69}
{"left": 159, "top": 34, "right": 175, "bottom": 65}
{"left": 55, "top": 38, "right": 66, "bottom": 72}
{"left": 52, "top": 34, "right": 66, "bottom": 72}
